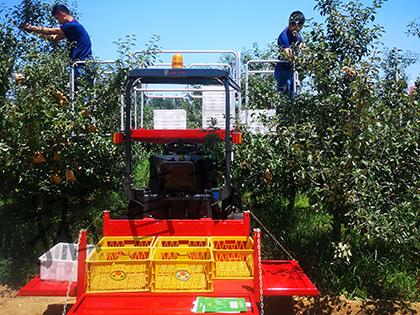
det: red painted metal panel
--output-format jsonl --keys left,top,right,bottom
{"left": 130, "top": 129, "right": 227, "bottom": 144}
{"left": 212, "top": 279, "right": 254, "bottom": 294}
{"left": 18, "top": 274, "right": 76, "bottom": 297}
{"left": 77, "top": 230, "right": 88, "bottom": 299}
{"left": 261, "top": 260, "right": 319, "bottom": 296}
{"left": 253, "top": 229, "right": 261, "bottom": 303}
{"left": 104, "top": 214, "right": 250, "bottom": 238}
{"left": 67, "top": 292, "right": 259, "bottom": 315}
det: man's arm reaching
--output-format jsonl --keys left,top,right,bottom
{"left": 22, "top": 23, "right": 65, "bottom": 41}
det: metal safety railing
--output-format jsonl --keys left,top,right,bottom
{"left": 130, "top": 50, "right": 242, "bottom": 129}
{"left": 68, "top": 53, "right": 302, "bottom": 132}
{"left": 242, "top": 59, "right": 299, "bottom": 128}
{"left": 244, "top": 59, "right": 299, "bottom": 105}
{"left": 70, "top": 60, "right": 116, "bottom": 96}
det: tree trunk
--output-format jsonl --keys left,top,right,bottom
{"left": 333, "top": 212, "right": 342, "bottom": 242}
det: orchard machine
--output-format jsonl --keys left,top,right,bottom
{"left": 20, "top": 51, "right": 318, "bottom": 314}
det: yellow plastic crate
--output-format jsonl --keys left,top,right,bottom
{"left": 210, "top": 237, "right": 254, "bottom": 279}
{"left": 154, "top": 237, "right": 209, "bottom": 248}
{"left": 151, "top": 247, "right": 213, "bottom": 292}
{"left": 210, "top": 236, "right": 254, "bottom": 250}
{"left": 86, "top": 247, "right": 150, "bottom": 293}
{"left": 96, "top": 236, "right": 155, "bottom": 248}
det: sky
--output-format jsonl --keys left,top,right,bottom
{"left": 3, "top": 0, "right": 420, "bottom": 82}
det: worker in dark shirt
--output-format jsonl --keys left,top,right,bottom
{"left": 274, "top": 11, "right": 305, "bottom": 96}
{"left": 22, "top": 4, "right": 94, "bottom": 89}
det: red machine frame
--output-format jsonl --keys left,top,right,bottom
{"left": 19, "top": 67, "right": 318, "bottom": 314}
{"left": 20, "top": 211, "right": 318, "bottom": 314}
{"left": 64, "top": 212, "right": 318, "bottom": 315}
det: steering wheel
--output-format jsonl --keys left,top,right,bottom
{"left": 165, "top": 139, "right": 201, "bottom": 155}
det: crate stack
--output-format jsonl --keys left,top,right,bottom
{"left": 151, "top": 237, "right": 212, "bottom": 292}
{"left": 86, "top": 237, "right": 154, "bottom": 293}
{"left": 85, "top": 235, "right": 254, "bottom": 293}
{"left": 211, "top": 237, "right": 254, "bottom": 279}
{"left": 202, "top": 86, "right": 235, "bottom": 129}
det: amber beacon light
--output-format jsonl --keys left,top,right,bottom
{"left": 172, "top": 53, "right": 183, "bottom": 68}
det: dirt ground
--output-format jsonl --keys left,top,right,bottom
{"left": 0, "top": 284, "right": 76, "bottom": 315}
{"left": 1, "top": 284, "right": 419, "bottom": 314}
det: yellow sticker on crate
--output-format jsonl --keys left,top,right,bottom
{"left": 110, "top": 270, "right": 127, "bottom": 281}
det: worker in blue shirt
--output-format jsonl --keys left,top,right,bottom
{"left": 23, "top": 4, "right": 94, "bottom": 89}
{"left": 274, "top": 11, "right": 305, "bottom": 97}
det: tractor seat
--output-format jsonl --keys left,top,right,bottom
{"left": 160, "top": 161, "right": 196, "bottom": 195}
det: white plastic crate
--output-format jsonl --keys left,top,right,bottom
{"left": 202, "top": 112, "right": 227, "bottom": 129}
{"left": 39, "top": 242, "right": 94, "bottom": 282}
{"left": 240, "top": 109, "right": 276, "bottom": 134}
{"left": 202, "top": 86, "right": 235, "bottom": 129}
{"left": 153, "top": 109, "right": 186, "bottom": 129}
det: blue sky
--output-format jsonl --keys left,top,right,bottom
{"left": 3, "top": 0, "right": 420, "bottom": 82}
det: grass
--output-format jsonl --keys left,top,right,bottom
{"left": 245, "top": 191, "right": 420, "bottom": 301}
